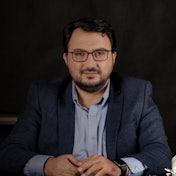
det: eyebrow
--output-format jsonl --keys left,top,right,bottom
{"left": 72, "top": 48, "right": 110, "bottom": 52}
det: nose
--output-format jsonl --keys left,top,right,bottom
{"left": 85, "top": 53, "right": 96, "bottom": 66}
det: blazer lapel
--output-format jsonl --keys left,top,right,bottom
{"left": 106, "top": 81, "right": 124, "bottom": 160}
{"left": 57, "top": 81, "right": 75, "bottom": 155}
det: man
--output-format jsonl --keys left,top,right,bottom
{"left": 0, "top": 18, "right": 172, "bottom": 176}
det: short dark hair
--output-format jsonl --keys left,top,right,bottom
{"left": 63, "top": 18, "right": 117, "bottom": 53}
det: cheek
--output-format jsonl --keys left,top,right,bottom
{"left": 67, "top": 62, "right": 82, "bottom": 74}
{"left": 101, "top": 61, "right": 114, "bottom": 70}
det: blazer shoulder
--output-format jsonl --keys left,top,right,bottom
{"left": 27, "top": 75, "right": 72, "bottom": 98}
{"left": 119, "top": 75, "right": 153, "bottom": 95}
{"left": 121, "top": 75, "right": 151, "bottom": 86}
{"left": 31, "top": 74, "right": 71, "bottom": 89}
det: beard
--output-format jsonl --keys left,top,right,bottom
{"left": 75, "top": 78, "right": 108, "bottom": 92}
{"left": 74, "top": 68, "right": 109, "bottom": 92}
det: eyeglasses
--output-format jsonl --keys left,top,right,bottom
{"left": 67, "top": 49, "right": 112, "bottom": 62}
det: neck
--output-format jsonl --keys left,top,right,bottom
{"left": 75, "top": 80, "right": 109, "bottom": 108}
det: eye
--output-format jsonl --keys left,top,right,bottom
{"left": 94, "top": 50, "right": 106, "bottom": 57}
{"left": 74, "top": 52, "right": 86, "bottom": 57}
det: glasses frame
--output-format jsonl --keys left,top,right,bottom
{"left": 67, "top": 49, "right": 112, "bottom": 62}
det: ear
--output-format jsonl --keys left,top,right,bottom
{"left": 63, "top": 53, "right": 68, "bottom": 66}
{"left": 112, "top": 51, "right": 117, "bottom": 64}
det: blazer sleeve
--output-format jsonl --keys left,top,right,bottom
{"left": 0, "top": 83, "right": 42, "bottom": 175}
{"left": 129, "top": 81, "right": 172, "bottom": 174}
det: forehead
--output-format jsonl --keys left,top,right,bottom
{"left": 68, "top": 28, "right": 111, "bottom": 50}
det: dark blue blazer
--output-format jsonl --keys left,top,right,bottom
{"left": 0, "top": 72, "right": 172, "bottom": 175}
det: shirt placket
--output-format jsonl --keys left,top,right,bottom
{"left": 86, "top": 106, "right": 99, "bottom": 156}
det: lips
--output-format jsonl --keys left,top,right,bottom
{"left": 80, "top": 69, "right": 100, "bottom": 79}
{"left": 83, "top": 71, "right": 98, "bottom": 75}
{"left": 82, "top": 70, "right": 99, "bottom": 77}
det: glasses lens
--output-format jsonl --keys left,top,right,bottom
{"left": 70, "top": 50, "right": 111, "bottom": 62}
{"left": 93, "top": 50, "right": 108, "bottom": 61}
{"left": 73, "top": 51, "right": 87, "bottom": 61}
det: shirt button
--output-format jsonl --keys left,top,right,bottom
{"left": 91, "top": 136, "right": 96, "bottom": 140}
{"left": 90, "top": 112, "right": 94, "bottom": 117}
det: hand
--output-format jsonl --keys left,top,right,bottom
{"left": 44, "top": 154, "right": 80, "bottom": 176}
{"left": 77, "top": 154, "right": 122, "bottom": 176}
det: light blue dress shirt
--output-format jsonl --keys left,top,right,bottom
{"left": 72, "top": 81, "right": 109, "bottom": 160}
{"left": 24, "top": 81, "right": 146, "bottom": 176}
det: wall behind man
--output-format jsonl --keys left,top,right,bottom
{"left": 1, "top": 0, "right": 176, "bottom": 153}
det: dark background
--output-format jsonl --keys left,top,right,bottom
{"left": 1, "top": 0, "right": 176, "bottom": 153}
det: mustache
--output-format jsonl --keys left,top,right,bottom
{"left": 80, "top": 68, "right": 101, "bottom": 74}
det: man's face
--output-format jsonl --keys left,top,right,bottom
{"left": 63, "top": 28, "right": 117, "bottom": 92}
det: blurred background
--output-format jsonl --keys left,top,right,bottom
{"left": 0, "top": 0, "right": 176, "bottom": 153}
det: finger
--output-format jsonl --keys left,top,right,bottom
{"left": 78, "top": 162, "right": 93, "bottom": 174}
{"left": 82, "top": 163, "right": 102, "bottom": 176}
{"left": 67, "top": 155, "right": 80, "bottom": 166}
{"left": 94, "top": 169, "right": 106, "bottom": 176}
{"left": 78, "top": 158, "right": 101, "bottom": 174}
{"left": 80, "top": 154, "right": 101, "bottom": 165}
